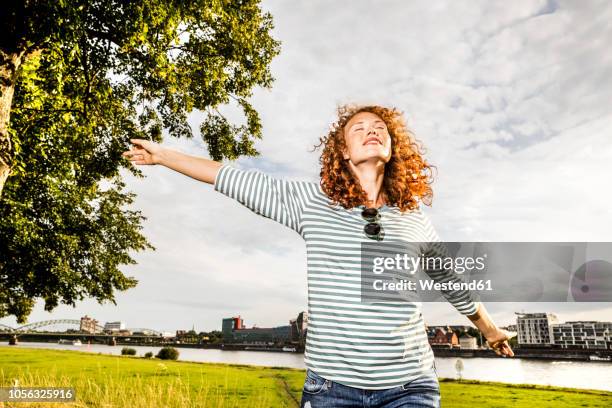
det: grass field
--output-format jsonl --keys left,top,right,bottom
{"left": 0, "top": 347, "right": 610, "bottom": 407}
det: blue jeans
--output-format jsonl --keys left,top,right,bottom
{"left": 299, "top": 365, "right": 440, "bottom": 408}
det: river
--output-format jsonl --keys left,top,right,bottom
{"left": 2, "top": 342, "right": 611, "bottom": 392}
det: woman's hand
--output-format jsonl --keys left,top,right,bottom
{"left": 122, "top": 139, "right": 165, "bottom": 165}
{"left": 466, "top": 304, "right": 516, "bottom": 358}
{"left": 485, "top": 328, "right": 517, "bottom": 357}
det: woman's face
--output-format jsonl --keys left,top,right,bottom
{"left": 342, "top": 112, "right": 392, "bottom": 166}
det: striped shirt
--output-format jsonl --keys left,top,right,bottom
{"left": 214, "top": 164, "right": 480, "bottom": 389}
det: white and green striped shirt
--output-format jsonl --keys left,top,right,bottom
{"left": 214, "top": 164, "right": 479, "bottom": 390}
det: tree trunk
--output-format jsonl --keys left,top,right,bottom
{"left": 0, "top": 50, "right": 23, "bottom": 197}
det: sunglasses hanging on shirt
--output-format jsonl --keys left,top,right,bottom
{"left": 361, "top": 207, "right": 385, "bottom": 241}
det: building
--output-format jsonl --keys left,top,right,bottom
{"left": 459, "top": 333, "right": 478, "bottom": 349}
{"left": 80, "top": 315, "right": 99, "bottom": 334}
{"left": 222, "top": 316, "right": 244, "bottom": 342}
{"left": 447, "top": 325, "right": 473, "bottom": 335}
{"left": 290, "top": 311, "right": 308, "bottom": 343}
{"left": 222, "top": 312, "right": 307, "bottom": 346}
{"left": 428, "top": 327, "right": 459, "bottom": 348}
{"left": 516, "top": 312, "right": 558, "bottom": 346}
{"left": 104, "top": 321, "right": 126, "bottom": 333}
{"left": 232, "top": 325, "right": 291, "bottom": 345}
{"left": 552, "top": 321, "right": 612, "bottom": 350}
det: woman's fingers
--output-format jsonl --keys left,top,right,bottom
{"left": 492, "top": 341, "right": 514, "bottom": 357}
{"left": 488, "top": 339, "right": 502, "bottom": 348}
{"left": 121, "top": 139, "right": 161, "bottom": 165}
{"left": 122, "top": 148, "right": 152, "bottom": 165}
{"left": 123, "top": 150, "right": 146, "bottom": 161}
{"left": 122, "top": 149, "right": 138, "bottom": 157}
{"left": 129, "top": 138, "right": 149, "bottom": 149}
{"left": 122, "top": 148, "right": 147, "bottom": 156}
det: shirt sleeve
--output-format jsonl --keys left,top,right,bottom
{"left": 213, "top": 164, "right": 317, "bottom": 235}
{"left": 418, "top": 209, "right": 481, "bottom": 316}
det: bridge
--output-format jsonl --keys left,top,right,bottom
{"left": 0, "top": 319, "right": 162, "bottom": 336}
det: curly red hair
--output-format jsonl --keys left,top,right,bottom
{"left": 312, "top": 104, "right": 435, "bottom": 212}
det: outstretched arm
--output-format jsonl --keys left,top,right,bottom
{"left": 122, "top": 138, "right": 317, "bottom": 234}
{"left": 418, "top": 210, "right": 516, "bottom": 357}
{"left": 122, "top": 138, "right": 222, "bottom": 184}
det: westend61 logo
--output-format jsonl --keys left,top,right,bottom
{"left": 360, "top": 241, "right": 612, "bottom": 303}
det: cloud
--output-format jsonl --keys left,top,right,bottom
{"left": 3, "top": 0, "right": 611, "bottom": 332}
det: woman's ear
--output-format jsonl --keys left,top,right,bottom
{"left": 340, "top": 129, "right": 350, "bottom": 160}
{"left": 342, "top": 141, "right": 350, "bottom": 160}
{"left": 342, "top": 149, "right": 349, "bottom": 160}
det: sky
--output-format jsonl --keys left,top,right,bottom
{"left": 2, "top": 0, "right": 611, "bottom": 333}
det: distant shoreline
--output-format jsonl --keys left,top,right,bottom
{"left": 3, "top": 336, "right": 611, "bottom": 363}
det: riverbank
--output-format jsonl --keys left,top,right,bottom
{"left": 1, "top": 348, "right": 611, "bottom": 407}
{"left": 431, "top": 346, "right": 612, "bottom": 362}
{"left": 5, "top": 334, "right": 612, "bottom": 362}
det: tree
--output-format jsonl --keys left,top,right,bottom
{"left": 156, "top": 346, "right": 179, "bottom": 360}
{"left": 121, "top": 347, "right": 137, "bottom": 356}
{"left": 0, "top": 0, "right": 280, "bottom": 323}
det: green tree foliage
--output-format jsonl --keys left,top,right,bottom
{"left": 156, "top": 346, "right": 179, "bottom": 360}
{"left": 121, "top": 347, "right": 137, "bottom": 356}
{"left": 0, "top": 0, "right": 280, "bottom": 323}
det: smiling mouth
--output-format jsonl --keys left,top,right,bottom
{"left": 363, "top": 137, "right": 382, "bottom": 146}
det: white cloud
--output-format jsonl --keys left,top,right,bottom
{"left": 3, "top": 0, "right": 611, "bottom": 332}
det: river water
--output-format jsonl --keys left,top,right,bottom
{"left": 2, "top": 342, "right": 611, "bottom": 392}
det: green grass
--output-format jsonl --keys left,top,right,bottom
{"left": 438, "top": 378, "right": 612, "bottom": 407}
{"left": 0, "top": 347, "right": 610, "bottom": 407}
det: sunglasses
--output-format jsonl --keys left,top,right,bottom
{"left": 361, "top": 207, "right": 385, "bottom": 241}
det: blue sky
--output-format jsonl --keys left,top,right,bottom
{"left": 2, "top": 0, "right": 611, "bottom": 333}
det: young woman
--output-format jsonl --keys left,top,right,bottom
{"left": 123, "top": 105, "right": 515, "bottom": 408}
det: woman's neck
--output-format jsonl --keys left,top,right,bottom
{"left": 347, "top": 160, "right": 386, "bottom": 208}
